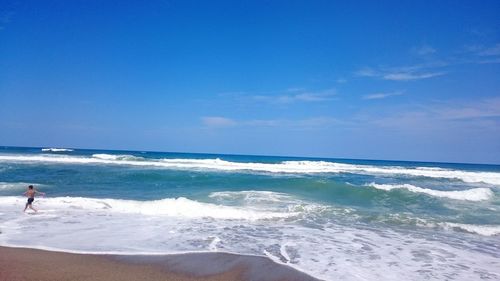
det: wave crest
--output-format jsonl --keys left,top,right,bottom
{"left": 92, "top": 154, "right": 145, "bottom": 161}
{"left": 41, "top": 148, "right": 73, "bottom": 152}
{"left": 1, "top": 154, "right": 499, "bottom": 185}
{"left": 0, "top": 182, "right": 31, "bottom": 190}
{"left": 440, "top": 222, "right": 500, "bottom": 236}
{"left": 0, "top": 196, "right": 297, "bottom": 220}
{"left": 367, "top": 183, "right": 493, "bottom": 201}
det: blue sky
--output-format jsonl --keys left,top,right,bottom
{"left": 1, "top": 1, "right": 499, "bottom": 164}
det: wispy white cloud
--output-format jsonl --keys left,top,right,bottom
{"left": 365, "top": 97, "right": 500, "bottom": 133}
{"left": 201, "top": 116, "right": 341, "bottom": 130}
{"left": 201, "top": 98, "right": 500, "bottom": 148}
{"left": 201, "top": 116, "right": 237, "bottom": 128}
{"left": 247, "top": 117, "right": 342, "bottom": 128}
{"left": 355, "top": 67, "right": 378, "bottom": 77}
{"left": 285, "top": 87, "right": 305, "bottom": 92}
{"left": 363, "top": 91, "right": 404, "bottom": 100}
{"left": 245, "top": 119, "right": 283, "bottom": 127}
{"left": 356, "top": 66, "right": 446, "bottom": 81}
{"left": 478, "top": 57, "right": 500, "bottom": 64}
{"left": 383, "top": 72, "right": 445, "bottom": 81}
{"left": 459, "top": 43, "right": 500, "bottom": 64}
{"left": 218, "top": 88, "right": 337, "bottom": 104}
{"left": 477, "top": 43, "right": 500, "bottom": 56}
{"left": 354, "top": 41, "right": 498, "bottom": 83}
{"left": 434, "top": 97, "right": 500, "bottom": 120}
{"left": 411, "top": 45, "right": 437, "bottom": 56}
{"left": 295, "top": 117, "right": 342, "bottom": 128}
{"left": 252, "top": 88, "right": 337, "bottom": 104}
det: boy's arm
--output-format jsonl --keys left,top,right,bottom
{"left": 36, "top": 190, "right": 46, "bottom": 196}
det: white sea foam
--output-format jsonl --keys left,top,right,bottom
{"left": 209, "top": 190, "right": 300, "bottom": 204}
{"left": 41, "top": 148, "right": 73, "bottom": 152}
{"left": 441, "top": 222, "right": 500, "bottom": 236}
{"left": 209, "top": 190, "right": 335, "bottom": 216}
{"left": 367, "top": 183, "right": 493, "bottom": 201}
{"left": 208, "top": 236, "right": 221, "bottom": 251}
{"left": 0, "top": 196, "right": 295, "bottom": 220}
{"left": 1, "top": 192, "right": 499, "bottom": 281}
{"left": 377, "top": 215, "right": 500, "bottom": 237}
{"left": 92, "top": 154, "right": 145, "bottom": 161}
{"left": 1, "top": 153, "right": 500, "bottom": 185}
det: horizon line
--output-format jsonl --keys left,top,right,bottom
{"left": 1, "top": 145, "right": 499, "bottom": 167}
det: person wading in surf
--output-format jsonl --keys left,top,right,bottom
{"left": 23, "top": 185, "right": 45, "bottom": 212}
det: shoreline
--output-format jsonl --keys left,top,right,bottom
{"left": 0, "top": 246, "right": 320, "bottom": 281}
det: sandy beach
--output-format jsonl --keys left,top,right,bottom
{"left": 0, "top": 246, "right": 318, "bottom": 281}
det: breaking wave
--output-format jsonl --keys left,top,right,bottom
{"left": 0, "top": 196, "right": 298, "bottom": 220}
{"left": 0, "top": 153, "right": 499, "bottom": 185}
{"left": 92, "top": 154, "right": 146, "bottom": 161}
{"left": 41, "top": 148, "right": 74, "bottom": 152}
{"left": 367, "top": 183, "right": 494, "bottom": 201}
{"left": 440, "top": 222, "right": 500, "bottom": 236}
{"left": 0, "top": 182, "right": 33, "bottom": 190}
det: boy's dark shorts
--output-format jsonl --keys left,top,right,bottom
{"left": 27, "top": 198, "right": 34, "bottom": 204}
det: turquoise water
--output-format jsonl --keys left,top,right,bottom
{"left": 0, "top": 146, "right": 499, "bottom": 280}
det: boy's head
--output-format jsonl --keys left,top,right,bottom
{"left": 28, "top": 185, "right": 33, "bottom": 189}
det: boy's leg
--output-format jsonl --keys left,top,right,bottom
{"left": 23, "top": 203, "right": 28, "bottom": 212}
{"left": 29, "top": 204, "right": 37, "bottom": 212}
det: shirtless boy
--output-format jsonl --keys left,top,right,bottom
{"left": 23, "top": 185, "right": 45, "bottom": 212}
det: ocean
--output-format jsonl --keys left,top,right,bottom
{"left": 0, "top": 146, "right": 499, "bottom": 280}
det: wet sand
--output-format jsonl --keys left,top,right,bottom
{"left": 0, "top": 246, "right": 319, "bottom": 281}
